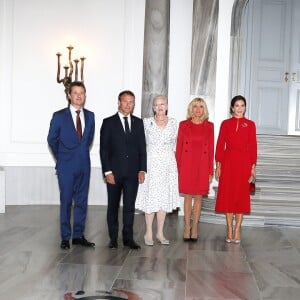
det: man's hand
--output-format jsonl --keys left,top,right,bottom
{"left": 138, "top": 171, "right": 145, "bottom": 184}
{"left": 105, "top": 173, "right": 115, "bottom": 185}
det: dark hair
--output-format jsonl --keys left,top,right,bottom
{"left": 230, "top": 95, "right": 246, "bottom": 114}
{"left": 118, "top": 90, "right": 135, "bottom": 101}
{"left": 68, "top": 81, "right": 86, "bottom": 94}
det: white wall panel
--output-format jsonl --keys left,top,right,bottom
{"left": 0, "top": 0, "right": 145, "bottom": 167}
{"left": 4, "top": 166, "right": 107, "bottom": 205}
{"left": 0, "top": 0, "right": 237, "bottom": 205}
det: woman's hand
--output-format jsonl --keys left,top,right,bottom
{"left": 215, "top": 166, "right": 221, "bottom": 181}
{"left": 249, "top": 165, "right": 256, "bottom": 183}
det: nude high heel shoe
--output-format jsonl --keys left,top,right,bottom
{"left": 156, "top": 235, "right": 170, "bottom": 245}
{"left": 233, "top": 227, "right": 241, "bottom": 244}
{"left": 144, "top": 235, "right": 154, "bottom": 246}
{"left": 225, "top": 226, "right": 233, "bottom": 243}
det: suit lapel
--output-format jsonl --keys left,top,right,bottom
{"left": 82, "top": 109, "right": 89, "bottom": 139}
{"left": 129, "top": 114, "right": 135, "bottom": 134}
{"left": 65, "top": 107, "right": 81, "bottom": 141}
{"left": 65, "top": 108, "right": 77, "bottom": 136}
{"left": 115, "top": 113, "right": 127, "bottom": 135}
{"left": 185, "top": 120, "right": 192, "bottom": 139}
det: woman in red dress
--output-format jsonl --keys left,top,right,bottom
{"left": 176, "top": 98, "right": 214, "bottom": 241}
{"left": 215, "top": 95, "right": 257, "bottom": 243}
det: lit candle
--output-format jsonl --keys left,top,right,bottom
{"left": 80, "top": 57, "right": 86, "bottom": 82}
{"left": 56, "top": 52, "right": 62, "bottom": 83}
{"left": 74, "top": 59, "right": 79, "bottom": 81}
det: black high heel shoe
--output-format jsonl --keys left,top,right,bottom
{"left": 190, "top": 229, "right": 198, "bottom": 242}
{"left": 183, "top": 228, "right": 191, "bottom": 242}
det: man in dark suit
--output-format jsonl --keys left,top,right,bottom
{"left": 47, "top": 81, "right": 95, "bottom": 250}
{"left": 100, "top": 90, "right": 147, "bottom": 249}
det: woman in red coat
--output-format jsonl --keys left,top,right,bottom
{"left": 215, "top": 95, "right": 257, "bottom": 244}
{"left": 176, "top": 98, "right": 214, "bottom": 241}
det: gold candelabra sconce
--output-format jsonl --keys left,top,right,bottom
{"left": 56, "top": 45, "right": 86, "bottom": 99}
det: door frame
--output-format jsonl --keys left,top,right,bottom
{"left": 229, "top": 0, "right": 300, "bottom": 135}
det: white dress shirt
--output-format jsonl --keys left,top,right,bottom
{"left": 118, "top": 111, "right": 131, "bottom": 132}
{"left": 70, "top": 105, "right": 85, "bottom": 133}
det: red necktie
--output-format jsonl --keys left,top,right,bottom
{"left": 76, "top": 110, "right": 82, "bottom": 141}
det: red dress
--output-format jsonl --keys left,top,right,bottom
{"left": 215, "top": 117, "right": 257, "bottom": 213}
{"left": 176, "top": 119, "right": 214, "bottom": 195}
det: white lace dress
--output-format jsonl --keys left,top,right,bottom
{"left": 136, "top": 117, "right": 180, "bottom": 214}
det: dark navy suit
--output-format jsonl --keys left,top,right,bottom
{"left": 100, "top": 113, "right": 146, "bottom": 242}
{"left": 47, "top": 106, "right": 95, "bottom": 240}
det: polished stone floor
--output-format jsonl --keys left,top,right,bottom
{"left": 0, "top": 205, "right": 299, "bottom": 300}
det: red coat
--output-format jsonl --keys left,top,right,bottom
{"left": 215, "top": 117, "right": 257, "bottom": 213}
{"left": 176, "top": 119, "right": 214, "bottom": 195}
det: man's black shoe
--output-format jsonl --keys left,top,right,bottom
{"left": 108, "top": 239, "right": 118, "bottom": 249}
{"left": 123, "top": 240, "right": 141, "bottom": 250}
{"left": 60, "top": 240, "right": 70, "bottom": 250}
{"left": 72, "top": 236, "right": 95, "bottom": 247}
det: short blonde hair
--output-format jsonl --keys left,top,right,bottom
{"left": 152, "top": 95, "right": 168, "bottom": 115}
{"left": 153, "top": 95, "right": 168, "bottom": 107}
{"left": 187, "top": 98, "right": 209, "bottom": 121}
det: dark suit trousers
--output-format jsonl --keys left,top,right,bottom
{"left": 106, "top": 176, "right": 139, "bottom": 242}
{"left": 57, "top": 167, "right": 90, "bottom": 240}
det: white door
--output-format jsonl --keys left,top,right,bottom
{"left": 246, "top": 0, "right": 292, "bottom": 135}
{"left": 288, "top": 0, "right": 300, "bottom": 134}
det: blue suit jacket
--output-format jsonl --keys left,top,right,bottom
{"left": 100, "top": 113, "right": 147, "bottom": 179}
{"left": 47, "top": 107, "right": 95, "bottom": 173}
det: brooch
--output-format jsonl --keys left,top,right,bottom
{"left": 242, "top": 122, "right": 248, "bottom": 128}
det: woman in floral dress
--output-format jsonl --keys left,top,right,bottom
{"left": 136, "top": 95, "right": 180, "bottom": 246}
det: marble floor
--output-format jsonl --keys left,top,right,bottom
{"left": 0, "top": 206, "right": 299, "bottom": 300}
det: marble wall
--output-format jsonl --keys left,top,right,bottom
{"left": 190, "top": 0, "right": 219, "bottom": 120}
{"left": 228, "top": 0, "right": 249, "bottom": 99}
{"left": 141, "top": 0, "right": 170, "bottom": 118}
{"left": 142, "top": 0, "right": 219, "bottom": 119}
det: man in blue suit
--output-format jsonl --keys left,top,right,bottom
{"left": 47, "top": 81, "right": 95, "bottom": 250}
{"left": 100, "top": 90, "right": 147, "bottom": 249}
